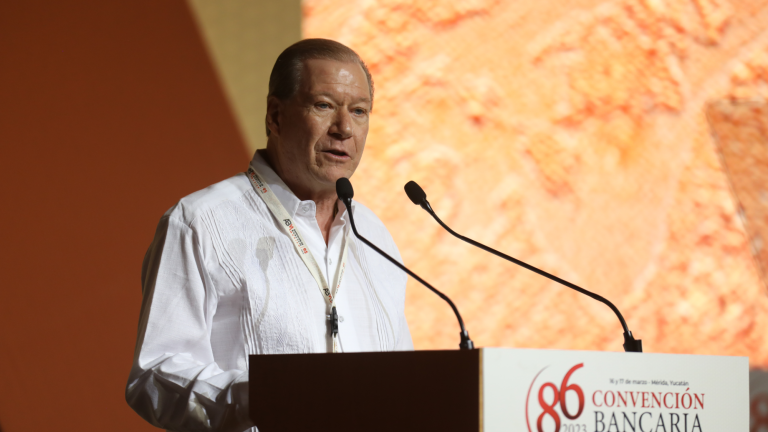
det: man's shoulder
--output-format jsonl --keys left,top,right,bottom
{"left": 164, "top": 173, "right": 252, "bottom": 225}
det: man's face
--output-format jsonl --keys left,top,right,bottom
{"left": 269, "top": 58, "right": 371, "bottom": 194}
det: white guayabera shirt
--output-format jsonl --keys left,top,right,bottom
{"left": 126, "top": 152, "right": 413, "bottom": 432}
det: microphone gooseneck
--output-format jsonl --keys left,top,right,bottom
{"left": 336, "top": 178, "right": 474, "bottom": 350}
{"left": 403, "top": 180, "right": 642, "bottom": 353}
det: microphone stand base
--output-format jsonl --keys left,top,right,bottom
{"left": 622, "top": 331, "right": 643, "bottom": 352}
{"left": 459, "top": 331, "right": 474, "bottom": 350}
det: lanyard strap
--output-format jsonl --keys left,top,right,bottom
{"left": 246, "top": 165, "right": 350, "bottom": 353}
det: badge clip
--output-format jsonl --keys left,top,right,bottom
{"left": 329, "top": 306, "right": 339, "bottom": 337}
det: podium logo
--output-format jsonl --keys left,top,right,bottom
{"left": 526, "top": 363, "right": 586, "bottom": 432}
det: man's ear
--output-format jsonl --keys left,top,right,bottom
{"left": 266, "top": 96, "right": 282, "bottom": 138}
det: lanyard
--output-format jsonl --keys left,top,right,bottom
{"left": 246, "top": 165, "right": 351, "bottom": 353}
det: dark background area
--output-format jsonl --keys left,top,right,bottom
{"left": 0, "top": 1, "right": 249, "bottom": 430}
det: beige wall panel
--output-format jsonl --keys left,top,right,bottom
{"left": 188, "top": 0, "right": 301, "bottom": 152}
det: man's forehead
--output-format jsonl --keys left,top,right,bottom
{"left": 300, "top": 58, "right": 369, "bottom": 94}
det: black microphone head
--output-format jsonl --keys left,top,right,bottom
{"left": 404, "top": 181, "right": 427, "bottom": 205}
{"left": 336, "top": 177, "right": 354, "bottom": 201}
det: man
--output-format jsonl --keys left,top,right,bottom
{"left": 126, "top": 39, "right": 413, "bottom": 432}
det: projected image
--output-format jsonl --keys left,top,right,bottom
{"left": 304, "top": 0, "right": 768, "bottom": 362}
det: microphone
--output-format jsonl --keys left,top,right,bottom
{"left": 336, "top": 178, "right": 474, "bottom": 350}
{"left": 404, "top": 181, "right": 642, "bottom": 353}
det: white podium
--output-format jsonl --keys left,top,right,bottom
{"left": 249, "top": 348, "right": 747, "bottom": 431}
{"left": 483, "top": 348, "right": 747, "bottom": 431}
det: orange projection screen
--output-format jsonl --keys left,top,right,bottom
{"left": 304, "top": 0, "right": 768, "bottom": 363}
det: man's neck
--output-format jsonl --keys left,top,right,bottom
{"left": 259, "top": 149, "right": 338, "bottom": 245}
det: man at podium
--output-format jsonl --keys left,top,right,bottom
{"left": 126, "top": 39, "right": 413, "bottom": 432}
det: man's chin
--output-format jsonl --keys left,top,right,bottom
{"left": 315, "top": 164, "right": 356, "bottom": 181}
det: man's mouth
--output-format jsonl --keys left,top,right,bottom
{"left": 322, "top": 149, "right": 349, "bottom": 158}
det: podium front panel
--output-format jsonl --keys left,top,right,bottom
{"left": 249, "top": 348, "right": 747, "bottom": 431}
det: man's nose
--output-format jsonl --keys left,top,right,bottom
{"left": 329, "top": 108, "right": 353, "bottom": 140}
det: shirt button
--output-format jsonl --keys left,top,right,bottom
{"left": 327, "top": 258, "right": 333, "bottom": 265}
{"left": 339, "top": 315, "right": 345, "bottom": 323}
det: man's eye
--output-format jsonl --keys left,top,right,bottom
{"left": 317, "top": 103, "right": 331, "bottom": 109}
{"left": 353, "top": 108, "right": 367, "bottom": 115}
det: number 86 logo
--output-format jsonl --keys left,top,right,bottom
{"left": 530, "top": 363, "right": 585, "bottom": 432}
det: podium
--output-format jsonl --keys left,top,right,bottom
{"left": 249, "top": 348, "right": 747, "bottom": 431}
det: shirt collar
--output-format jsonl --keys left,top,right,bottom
{"left": 249, "top": 150, "right": 355, "bottom": 220}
